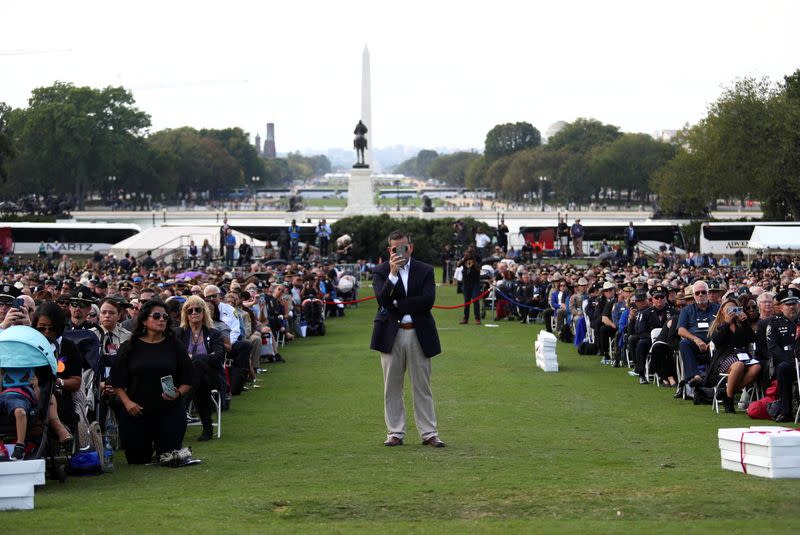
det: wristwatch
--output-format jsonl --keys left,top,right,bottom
{"left": 56, "top": 378, "right": 64, "bottom": 388}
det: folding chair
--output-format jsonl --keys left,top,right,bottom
{"left": 644, "top": 328, "right": 664, "bottom": 386}
{"left": 186, "top": 389, "right": 222, "bottom": 439}
{"left": 712, "top": 373, "right": 730, "bottom": 414}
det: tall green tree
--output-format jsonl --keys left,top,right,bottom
{"left": 590, "top": 133, "right": 677, "bottom": 202}
{"left": 547, "top": 118, "right": 621, "bottom": 153}
{"left": 148, "top": 127, "right": 241, "bottom": 201}
{"left": 0, "top": 103, "right": 14, "bottom": 181}
{"left": 200, "top": 127, "right": 266, "bottom": 182}
{"left": 484, "top": 122, "right": 541, "bottom": 162}
{"left": 501, "top": 146, "right": 562, "bottom": 202}
{"left": 650, "top": 148, "right": 712, "bottom": 217}
{"left": 428, "top": 152, "right": 481, "bottom": 186}
{"left": 7, "top": 82, "right": 151, "bottom": 208}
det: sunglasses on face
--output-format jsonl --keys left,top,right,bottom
{"left": 88, "top": 313, "right": 98, "bottom": 318}
{"left": 149, "top": 312, "right": 168, "bottom": 320}
{"left": 204, "top": 294, "right": 218, "bottom": 300}
{"left": 70, "top": 301, "right": 91, "bottom": 308}
{"left": 187, "top": 307, "right": 204, "bottom": 315}
{"left": 694, "top": 291, "right": 708, "bottom": 296}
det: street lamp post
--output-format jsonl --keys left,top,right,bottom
{"left": 538, "top": 176, "right": 547, "bottom": 212}
{"left": 395, "top": 179, "right": 400, "bottom": 212}
{"left": 108, "top": 175, "right": 117, "bottom": 208}
{"left": 251, "top": 176, "right": 261, "bottom": 211}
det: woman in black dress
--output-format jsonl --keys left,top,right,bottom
{"left": 112, "top": 300, "right": 193, "bottom": 464}
{"left": 706, "top": 298, "right": 761, "bottom": 413}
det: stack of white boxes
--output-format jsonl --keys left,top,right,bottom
{"left": 718, "top": 426, "right": 800, "bottom": 479}
{"left": 0, "top": 458, "right": 46, "bottom": 510}
{"left": 534, "top": 331, "right": 558, "bottom": 372}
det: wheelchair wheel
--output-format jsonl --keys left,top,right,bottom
{"left": 105, "top": 407, "right": 120, "bottom": 450}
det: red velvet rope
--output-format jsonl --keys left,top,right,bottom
{"left": 323, "top": 289, "right": 491, "bottom": 309}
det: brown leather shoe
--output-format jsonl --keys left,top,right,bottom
{"left": 475, "top": 319, "right": 481, "bottom": 325}
{"left": 459, "top": 319, "right": 468, "bottom": 325}
{"left": 422, "top": 436, "right": 446, "bottom": 448}
{"left": 383, "top": 436, "right": 403, "bottom": 447}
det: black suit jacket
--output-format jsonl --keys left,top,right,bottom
{"left": 370, "top": 259, "right": 441, "bottom": 358}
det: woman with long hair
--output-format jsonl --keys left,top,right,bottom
{"left": 31, "top": 302, "right": 76, "bottom": 446}
{"left": 705, "top": 298, "right": 761, "bottom": 413}
{"left": 111, "top": 300, "right": 193, "bottom": 464}
{"left": 175, "top": 296, "right": 223, "bottom": 441}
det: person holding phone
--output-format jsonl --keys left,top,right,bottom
{"left": 0, "top": 285, "right": 31, "bottom": 331}
{"left": 371, "top": 230, "right": 445, "bottom": 448}
{"left": 705, "top": 298, "right": 760, "bottom": 412}
{"left": 456, "top": 245, "right": 483, "bottom": 325}
{"left": 112, "top": 300, "right": 193, "bottom": 464}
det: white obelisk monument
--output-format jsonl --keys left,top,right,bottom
{"left": 361, "top": 45, "right": 372, "bottom": 167}
{"left": 345, "top": 45, "right": 378, "bottom": 214}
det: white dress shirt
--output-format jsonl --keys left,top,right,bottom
{"left": 388, "top": 258, "right": 413, "bottom": 324}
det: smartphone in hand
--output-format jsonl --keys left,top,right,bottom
{"left": 160, "top": 375, "right": 178, "bottom": 399}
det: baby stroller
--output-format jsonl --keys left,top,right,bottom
{"left": 0, "top": 326, "right": 70, "bottom": 481}
{"left": 302, "top": 299, "right": 326, "bottom": 336}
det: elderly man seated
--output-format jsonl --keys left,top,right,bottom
{"left": 677, "top": 280, "right": 720, "bottom": 393}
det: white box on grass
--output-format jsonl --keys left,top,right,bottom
{"left": 0, "top": 459, "right": 45, "bottom": 510}
{"left": 718, "top": 427, "right": 800, "bottom": 479}
{"left": 534, "top": 331, "right": 559, "bottom": 372}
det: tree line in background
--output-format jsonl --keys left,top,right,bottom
{"left": 0, "top": 82, "right": 330, "bottom": 209}
{"left": 396, "top": 69, "right": 800, "bottom": 221}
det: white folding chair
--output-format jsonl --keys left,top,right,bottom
{"left": 645, "top": 328, "right": 664, "bottom": 386}
{"left": 712, "top": 373, "right": 730, "bottom": 414}
{"left": 186, "top": 389, "right": 222, "bottom": 439}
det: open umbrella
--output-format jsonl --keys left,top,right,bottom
{"left": 175, "top": 271, "right": 207, "bottom": 280}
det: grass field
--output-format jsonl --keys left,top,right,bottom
{"left": 7, "top": 278, "right": 798, "bottom": 533}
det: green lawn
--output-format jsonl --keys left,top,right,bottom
{"left": 8, "top": 278, "right": 798, "bottom": 533}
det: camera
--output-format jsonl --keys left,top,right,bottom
{"left": 393, "top": 244, "right": 408, "bottom": 256}
{"left": 730, "top": 306, "right": 742, "bottom": 315}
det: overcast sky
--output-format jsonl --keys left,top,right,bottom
{"left": 3, "top": 0, "right": 798, "bottom": 154}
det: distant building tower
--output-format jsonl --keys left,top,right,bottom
{"left": 264, "top": 123, "right": 276, "bottom": 159}
{"left": 254, "top": 133, "right": 262, "bottom": 156}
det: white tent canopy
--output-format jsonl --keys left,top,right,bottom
{"left": 748, "top": 225, "right": 800, "bottom": 251}
{"left": 109, "top": 226, "right": 264, "bottom": 260}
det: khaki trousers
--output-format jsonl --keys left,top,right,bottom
{"left": 380, "top": 328, "right": 438, "bottom": 441}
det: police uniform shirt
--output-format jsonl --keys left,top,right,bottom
{"left": 765, "top": 314, "right": 799, "bottom": 366}
{"left": 636, "top": 304, "right": 674, "bottom": 337}
{"left": 515, "top": 281, "right": 535, "bottom": 301}
{"left": 677, "top": 302, "right": 720, "bottom": 343}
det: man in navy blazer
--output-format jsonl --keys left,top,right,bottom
{"left": 370, "top": 230, "right": 444, "bottom": 447}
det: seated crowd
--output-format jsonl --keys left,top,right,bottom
{"left": 0, "top": 253, "right": 359, "bottom": 465}
{"left": 456, "top": 243, "right": 800, "bottom": 420}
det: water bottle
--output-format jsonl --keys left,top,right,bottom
{"left": 102, "top": 435, "right": 115, "bottom": 473}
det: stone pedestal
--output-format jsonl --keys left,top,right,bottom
{"left": 344, "top": 168, "right": 378, "bottom": 215}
